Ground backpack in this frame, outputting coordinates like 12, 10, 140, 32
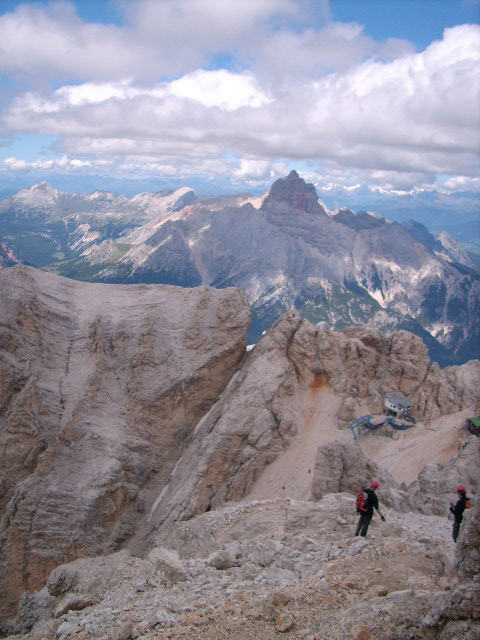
356, 490, 369, 513
465, 499, 471, 509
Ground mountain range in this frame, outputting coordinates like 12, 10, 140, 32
1, 171, 479, 366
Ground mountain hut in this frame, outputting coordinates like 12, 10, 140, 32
384, 391, 412, 418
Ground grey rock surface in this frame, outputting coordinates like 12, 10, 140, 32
148, 312, 480, 535
423, 485, 480, 639
0, 494, 470, 640
0, 266, 250, 622
1, 265, 479, 638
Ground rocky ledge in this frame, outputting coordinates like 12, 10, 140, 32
2, 490, 478, 640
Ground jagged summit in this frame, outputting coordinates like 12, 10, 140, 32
31, 181, 56, 191
261, 169, 326, 214
14, 181, 60, 204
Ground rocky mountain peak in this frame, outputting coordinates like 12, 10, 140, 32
28, 182, 59, 197
261, 169, 326, 214
14, 182, 60, 206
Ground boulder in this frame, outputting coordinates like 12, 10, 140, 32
54, 594, 97, 618
207, 549, 239, 570
311, 442, 398, 500
47, 550, 132, 599
148, 547, 187, 584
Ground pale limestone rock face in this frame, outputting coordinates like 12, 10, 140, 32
408, 435, 480, 515
312, 442, 397, 500
1, 270, 479, 632
147, 312, 303, 532
0, 266, 250, 622
148, 313, 480, 537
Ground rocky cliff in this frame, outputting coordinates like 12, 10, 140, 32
423, 492, 480, 639
0, 266, 479, 639
148, 312, 480, 534
0, 266, 250, 622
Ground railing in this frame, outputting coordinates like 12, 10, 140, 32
349, 414, 416, 439
348, 415, 372, 440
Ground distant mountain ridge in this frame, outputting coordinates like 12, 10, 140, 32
0, 172, 479, 366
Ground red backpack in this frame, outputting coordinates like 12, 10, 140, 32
356, 490, 369, 513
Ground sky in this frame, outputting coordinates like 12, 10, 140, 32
0, 0, 479, 202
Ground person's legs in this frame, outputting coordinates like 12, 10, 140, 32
355, 513, 366, 536
360, 513, 372, 537
452, 521, 461, 542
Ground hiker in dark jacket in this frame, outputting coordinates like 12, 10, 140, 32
355, 481, 385, 537
450, 485, 471, 542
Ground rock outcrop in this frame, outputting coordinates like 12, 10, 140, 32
423, 479, 480, 639
0, 266, 250, 622
408, 434, 480, 515
1, 266, 479, 636
261, 169, 327, 215
0, 495, 467, 639
148, 313, 480, 537
311, 442, 414, 512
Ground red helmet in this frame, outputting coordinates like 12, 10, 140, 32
370, 481, 379, 489
457, 485, 466, 493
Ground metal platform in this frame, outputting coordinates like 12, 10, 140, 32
348, 414, 415, 440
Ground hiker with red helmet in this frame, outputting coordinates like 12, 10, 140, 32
355, 481, 385, 538
450, 485, 471, 542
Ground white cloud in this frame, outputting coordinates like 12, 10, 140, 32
250, 21, 375, 86
55, 81, 139, 106
378, 37, 415, 60
0, 2, 134, 80
0, 0, 297, 81
31, 159, 55, 169
234, 159, 272, 179
169, 70, 270, 110
441, 176, 480, 192
6, 69, 269, 127
4, 157, 28, 170
0, 1, 479, 191
70, 158, 91, 168
3, 155, 101, 172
